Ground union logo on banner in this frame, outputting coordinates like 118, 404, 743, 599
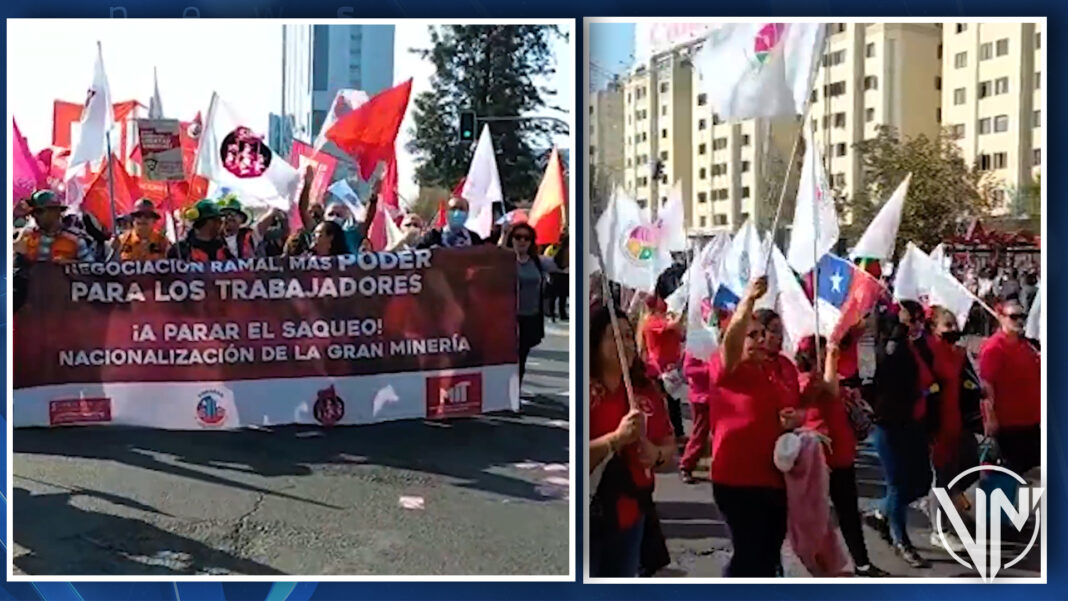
426, 373, 483, 420
195, 390, 227, 427
313, 385, 346, 426
221, 127, 272, 178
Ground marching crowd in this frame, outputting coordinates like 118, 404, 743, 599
12, 166, 570, 384
589, 254, 1041, 578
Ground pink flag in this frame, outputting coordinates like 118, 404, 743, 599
13, 119, 46, 205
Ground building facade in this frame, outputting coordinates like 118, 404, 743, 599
589, 78, 625, 217
940, 22, 1042, 213
282, 24, 395, 143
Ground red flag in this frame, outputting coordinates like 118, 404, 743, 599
325, 79, 412, 180
528, 148, 567, 245
379, 154, 399, 210
81, 156, 143, 231
434, 199, 447, 228
451, 177, 466, 198
828, 260, 886, 344
51, 99, 142, 149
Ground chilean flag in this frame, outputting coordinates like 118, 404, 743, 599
815, 253, 885, 343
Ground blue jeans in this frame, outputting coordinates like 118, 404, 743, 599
590, 515, 645, 577
872, 422, 932, 546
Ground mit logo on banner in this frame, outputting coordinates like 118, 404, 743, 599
426, 373, 483, 419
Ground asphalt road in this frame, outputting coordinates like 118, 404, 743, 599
12, 324, 571, 577
651, 396, 1042, 579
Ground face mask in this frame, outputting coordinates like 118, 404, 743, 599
447, 209, 468, 229
941, 331, 962, 344
885, 340, 898, 355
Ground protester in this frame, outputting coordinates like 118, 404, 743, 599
298, 168, 377, 254
678, 351, 712, 484
114, 198, 170, 261
257, 211, 290, 258
637, 291, 685, 443
545, 233, 570, 321
216, 193, 284, 259
589, 303, 677, 577
416, 196, 485, 249
979, 300, 1041, 476
507, 222, 549, 382
797, 336, 887, 577
282, 231, 309, 257
863, 300, 934, 568
708, 277, 801, 577
311, 220, 352, 257
13, 190, 93, 263
168, 199, 234, 262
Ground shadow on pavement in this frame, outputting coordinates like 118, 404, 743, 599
14, 402, 570, 506
13, 487, 283, 576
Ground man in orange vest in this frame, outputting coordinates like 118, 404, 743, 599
167, 199, 234, 262
115, 198, 171, 261
13, 190, 93, 263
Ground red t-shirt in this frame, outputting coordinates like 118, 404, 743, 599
910, 339, 938, 422
641, 314, 683, 377
590, 379, 674, 530
683, 352, 712, 405
708, 352, 800, 488
800, 373, 857, 469
979, 331, 1041, 428
838, 332, 860, 380
929, 337, 965, 467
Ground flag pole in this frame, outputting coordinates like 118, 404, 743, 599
811, 144, 822, 359
105, 131, 118, 234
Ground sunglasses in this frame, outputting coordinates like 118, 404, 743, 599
513, 235, 532, 242
1004, 312, 1028, 320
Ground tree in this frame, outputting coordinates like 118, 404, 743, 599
839, 126, 995, 255
407, 25, 568, 204
1007, 172, 1041, 219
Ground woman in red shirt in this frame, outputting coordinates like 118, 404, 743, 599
708, 277, 802, 577
589, 304, 677, 577
638, 294, 685, 441
797, 336, 887, 577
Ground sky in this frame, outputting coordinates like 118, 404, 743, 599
8, 20, 573, 205
588, 22, 634, 91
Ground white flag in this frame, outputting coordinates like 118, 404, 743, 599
769, 242, 817, 355
68, 42, 114, 176
384, 206, 407, 249
685, 234, 732, 358
595, 188, 672, 292
693, 23, 824, 121
894, 242, 975, 329
929, 242, 951, 273
461, 125, 503, 239
315, 89, 370, 149
196, 92, 302, 211
1026, 285, 1041, 341
787, 141, 839, 274
659, 180, 688, 252
148, 66, 164, 119
850, 173, 911, 262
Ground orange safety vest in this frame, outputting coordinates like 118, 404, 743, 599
22, 229, 85, 263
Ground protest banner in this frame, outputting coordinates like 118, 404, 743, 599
288, 140, 338, 205
136, 118, 185, 181
13, 247, 519, 429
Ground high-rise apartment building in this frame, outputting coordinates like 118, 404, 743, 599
589, 78, 625, 217
941, 22, 1042, 213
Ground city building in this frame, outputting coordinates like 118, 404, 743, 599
941, 22, 1042, 213
267, 113, 295, 158
589, 77, 624, 217
281, 24, 395, 144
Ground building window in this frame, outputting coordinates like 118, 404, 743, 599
810, 89, 818, 103
699, 143, 707, 155
661, 105, 668, 116
637, 199, 647, 208
822, 116, 829, 130
832, 173, 846, 187
714, 214, 728, 226
1035, 72, 1041, 89
866, 43, 875, 58
713, 113, 723, 125
741, 161, 751, 173
699, 168, 707, 179
741, 187, 750, 198
660, 82, 669, 93
662, 128, 668, 138
713, 137, 728, 151
627, 93, 632, 103
978, 81, 990, 98
834, 112, 846, 128
865, 108, 875, 122
1033, 110, 1041, 128
954, 88, 966, 105
978, 154, 991, 170
832, 23, 846, 34
719, 189, 730, 200
996, 38, 1009, 56
698, 192, 708, 203
993, 152, 1007, 169
1036, 32, 1041, 49
660, 150, 669, 160
979, 42, 992, 61
937, 44, 943, 59
742, 135, 751, 146
954, 52, 967, 68
699, 216, 708, 228
811, 118, 818, 132
1034, 148, 1041, 165
626, 158, 632, 167
951, 124, 965, 138
642, 132, 648, 142
822, 49, 846, 67
936, 108, 941, 122
978, 118, 991, 135
994, 115, 1008, 133
835, 143, 847, 157
714, 163, 728, 176
823, 81, 847, 97
697, 93, 708, 106
699, 119, 707, 130
863, 76, 878, 91
936, 76, 942, 90
590, 145, 596, 157
956, 23, 967, 33
995, 77, 1009, 95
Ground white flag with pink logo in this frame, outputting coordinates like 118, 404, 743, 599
594, 188, 673, 292
787, 140, 840, 275
195, 92, 301, 210
693, 22, 825, 121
